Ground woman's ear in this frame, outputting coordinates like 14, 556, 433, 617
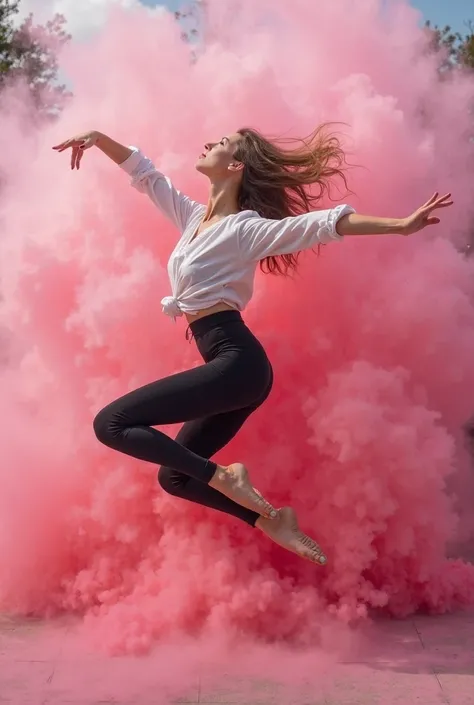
228, 161, 244, 173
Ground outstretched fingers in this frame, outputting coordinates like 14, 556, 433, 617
434, 192, 453, 206
429, 193, 453, 211
76, 148, 85, 170
420, 193, 453, 223
53, 137, 92, 169
52, 140, 70, 152
422, 192, 453, 211
422, 192, 439, 208
71, 146, 82, 170
71, 146, 85, 170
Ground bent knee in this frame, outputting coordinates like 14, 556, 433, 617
93, 406, 117, 446
158, 466, 186, 496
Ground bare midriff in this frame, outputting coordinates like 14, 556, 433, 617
184, 301, 237, 324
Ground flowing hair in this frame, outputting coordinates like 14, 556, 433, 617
234, 125, 350, 275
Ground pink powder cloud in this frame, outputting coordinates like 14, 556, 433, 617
1, 0, 474, 664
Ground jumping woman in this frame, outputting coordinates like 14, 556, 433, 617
53, 127, 453, 565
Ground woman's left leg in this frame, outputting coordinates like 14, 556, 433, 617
158, 405, 261, 526
159, 407, 329, 565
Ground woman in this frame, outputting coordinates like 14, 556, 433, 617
53, 127, 452, 565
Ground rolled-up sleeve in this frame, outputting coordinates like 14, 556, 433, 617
239, 205, 355, 261
120, 148, 204, 233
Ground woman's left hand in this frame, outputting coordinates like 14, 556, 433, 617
400, 192, 454, 236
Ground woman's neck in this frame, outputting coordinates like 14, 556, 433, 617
204, 181, 240, 221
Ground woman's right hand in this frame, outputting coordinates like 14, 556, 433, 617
53, 130, 100, 170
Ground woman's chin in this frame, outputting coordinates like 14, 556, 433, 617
195, 161, 209, 175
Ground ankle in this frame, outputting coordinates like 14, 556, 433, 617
208, 464, 227, 486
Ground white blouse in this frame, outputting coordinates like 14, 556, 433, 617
120, 148, 355, 320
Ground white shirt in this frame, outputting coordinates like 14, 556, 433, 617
120, 148, 355, 320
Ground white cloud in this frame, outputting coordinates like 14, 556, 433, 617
16, 0, 167, 42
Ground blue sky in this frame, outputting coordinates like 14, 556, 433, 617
146, 0, 181, 10
154, 0, 472, 34
410, 0, 472, 33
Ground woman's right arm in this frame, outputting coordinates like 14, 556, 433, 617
53, 131, 204, 233
95, 132, 134, 165
53, 130, 131, 169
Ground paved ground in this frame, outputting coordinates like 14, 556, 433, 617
1, 609, 473, 705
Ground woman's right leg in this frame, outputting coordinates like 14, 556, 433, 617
93, 364, 231, 481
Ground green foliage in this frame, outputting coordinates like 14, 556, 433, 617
425, 20, 474, 71
426, 20, 474, 256
0, 0, 71, 117
0, 0, 19, 76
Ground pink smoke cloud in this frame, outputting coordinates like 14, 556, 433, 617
1, 0, 474, 666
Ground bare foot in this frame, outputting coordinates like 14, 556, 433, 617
209, 462, 278, 519
256, 507, 327, 565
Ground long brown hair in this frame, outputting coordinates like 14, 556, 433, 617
234, 125, 349, 275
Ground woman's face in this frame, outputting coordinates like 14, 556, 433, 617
195, 133, 243, 180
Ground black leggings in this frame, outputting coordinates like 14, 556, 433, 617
93, 311, 273, 526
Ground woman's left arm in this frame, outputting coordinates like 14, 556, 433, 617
337, 192, 453, 237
